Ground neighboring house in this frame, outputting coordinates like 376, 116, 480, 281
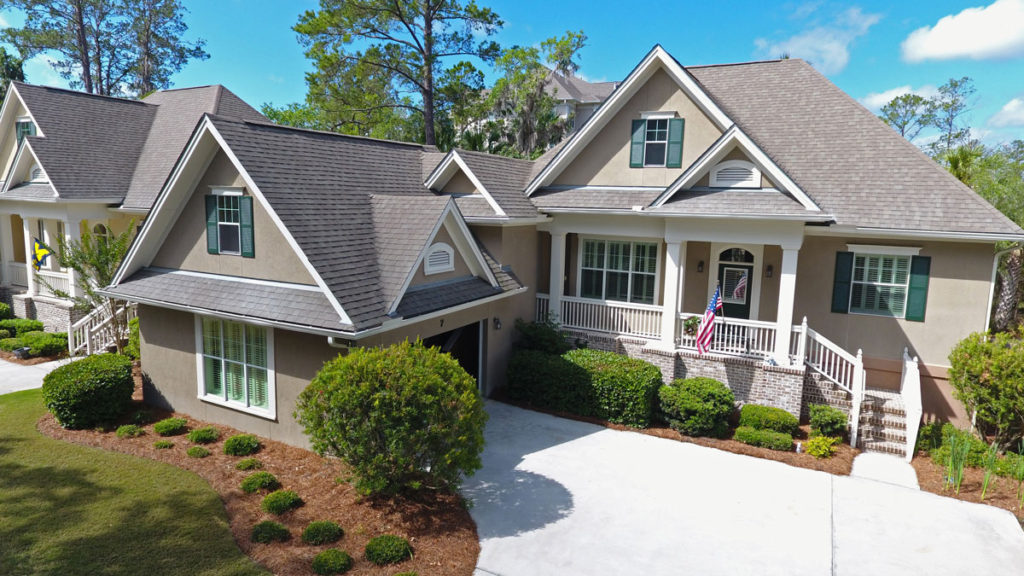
0, 82, 265, 344
545, 70, 618, 130
103, 46, 1021, 458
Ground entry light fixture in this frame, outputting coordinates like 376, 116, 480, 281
766, 265, 774, 278
493, 317, 502, 330
697, 260, 705, 273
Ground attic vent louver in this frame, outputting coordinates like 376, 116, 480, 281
710, 159, 760, 188
29, 164, 45, 182
424, 242, 455, 275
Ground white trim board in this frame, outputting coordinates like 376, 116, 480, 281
424, 150, 506, 217
193, 314, 277, 421
845, 244, 921, 256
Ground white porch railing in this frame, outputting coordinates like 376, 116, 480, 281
535, 294, 663, 339
535, 293, 550, 321
69, 303, 137, 357
6, 262, 27, 287
677, 313, 778, 359
901, 347, 922, 462
36, 269, 71, 298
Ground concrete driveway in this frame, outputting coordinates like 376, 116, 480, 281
0, 358, 69, 395
463, 402, 1024, 576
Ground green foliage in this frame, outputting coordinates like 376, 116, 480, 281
513, 317, 570, 355
20, 331, 68, 357
0, 318, 44, 336
187, 426, 221, 444
507, 348, 589, 407
261, 490, 303, 515
809, 404, 848, 438
223, 434, 261, 456
878, 93, 933, 141
187, 446, 211, 458
153, 440, 174, 449
981, 441, 1000, 500
0, 301, 12, 319
302, 521, 344, 545
0, 329, 9, 339
930, 424, 990, 468
948, 331, 1024, 446
235, 457, 263, 471
945, 429, 972, 494
738, 404, 799, 435
241, 471, 281, 494
0, 337, 22, 352
393, 572, 418, 576
312, 548, 353, 575
116, 424, 144, 439
806, 435, 841, 459
251, 520, 290, 544
296, 340, 487, 496
153, 417, 188, 437
364, 534, 412, 566
658, 377, 735, 438
733, 426, 794, 451
125, 317, 141, 360
132, 409, 154, 425
41, 354, 133, 429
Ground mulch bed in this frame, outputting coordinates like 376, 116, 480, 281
0, 350, 64, 365
913, 453, 1024, 522
37, 400, 479, 576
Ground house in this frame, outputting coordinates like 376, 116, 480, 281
103, 46, 1022, 456
545, 70, 618, 130
0, 82, 265, 343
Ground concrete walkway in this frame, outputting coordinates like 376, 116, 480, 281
851, 452, 920, 489
0, 357, 69, 395
463, 402, 1024, 576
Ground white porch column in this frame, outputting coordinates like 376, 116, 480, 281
548, 231, 566, 322
773, 247, 799, 365
64, 217, 81, 298
660, 240, 685, 347
0, 214, 12, 287
22, 216, 36, 297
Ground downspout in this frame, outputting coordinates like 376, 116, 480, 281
984, 245, 1018, 332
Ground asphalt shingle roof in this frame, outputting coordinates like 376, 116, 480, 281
452, 149, 539, 218
652, 189, 817, 218
395, 277, 501, 318
531, 187, 663, 210
371, 193, 450, 311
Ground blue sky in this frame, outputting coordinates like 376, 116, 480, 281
3, 0, 1023, 145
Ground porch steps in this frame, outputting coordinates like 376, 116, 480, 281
857, 387, 908, 457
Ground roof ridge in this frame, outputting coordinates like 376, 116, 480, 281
14, 81, 153, 106
685, 59, 795, 70
209, 114, 431, 149
455, 148, 535, 165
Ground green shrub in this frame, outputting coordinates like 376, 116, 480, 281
41, 353, 133, 429
393, 572, 418, 576
302, 520, 344, 545
153, 440, 174, 449
0, 337, 23, 352
365, 534, 412, 566
241, 471, 280, 494
809, 404, 848, 438
312, 549, 353, 575
235, 457, 263, 470
0, 302, 12, 320
513, 317, 570, 355
115, 424, 144, 438
930, 424, 989, 468
296, 340, 487, 496
0, 318, 44, 336
917, 421, 944, 453
251, 520, 290, 543
949, 331, 1024, 446
153, 417, 188, 436
261, 490, 303, 515
738, 404, 799, 435
131, 409, 154, 425
186, 446, 211, 458
658, 377, 735, 438
734, 426, 794, 451
224, 434, 261, 456
0, 329, 9, 339
187, 426, 221, 444
506, 349, 590, 411
806, 435, 841, 459
125, 317, 140, 360
20, 331, 68, 357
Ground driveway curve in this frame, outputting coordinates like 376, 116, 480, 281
462, 401, 1024, 576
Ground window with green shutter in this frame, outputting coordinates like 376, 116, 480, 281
832, 249, 929, 320
629, 116, 684, 168
205, 190, 255, 258
15, 118, 35, 146
200, 317, 273, 415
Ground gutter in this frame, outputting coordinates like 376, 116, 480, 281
985, 245, 1019, 332
537, 207, 835, 222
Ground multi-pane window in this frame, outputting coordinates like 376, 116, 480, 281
201, 318, 271, 412
850, 253, 910, 317
644, 118, 668, 167
580, 239, 658, 305
15, 119, 35, 146
217, 195, 241, 254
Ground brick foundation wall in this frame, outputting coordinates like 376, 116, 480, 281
801, 370, 853, 420
10, 294, 83, 333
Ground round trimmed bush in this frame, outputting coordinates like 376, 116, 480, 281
224, 434, 261, 456
20, 331, 68, 357
809, 404, 848, 438
241, 471, 280, 494
365, 534, 412, 565
738, 404, 799, 435
806, 435, 841, 459
251, 520, 290, 543
235, 457, 263, 470
0, 301, 12, 320
153, 417, 188, 436
154, 440, 174, 449
733, 425, 794, 451
296, 340, 487, 496
261, 490, 303, 515
187, 426, 221, 444
41, 353, 133, 429
115, 424, 144, 438
312, 549, 352, 575
187, 446, 211, 458
658, 377, 735, 438
302, 520, 344, 545
0, 329, 9, 339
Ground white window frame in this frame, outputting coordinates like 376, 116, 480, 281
640, 115, 670, 168
15, 116, 34, 146
424, 242, 455, 275
576, 236, 661, 305
847, 251, 914, 319
194, 315, 276, 419
710, 159, 761, 188
211, 187, 244, 256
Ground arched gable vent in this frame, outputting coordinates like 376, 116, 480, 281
424, 242, 455, 275
29, 163, 46, 182
710, 160, 760, 188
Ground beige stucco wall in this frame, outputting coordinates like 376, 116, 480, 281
441, 170, 477, 195
552, 67, 723, 188
682, 241, 710, 313
408, 224, 472, 288
149, 150, 316, 285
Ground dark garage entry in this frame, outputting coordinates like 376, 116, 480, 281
422, 320, 483, 388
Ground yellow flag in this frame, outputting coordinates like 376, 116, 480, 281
32, 238, 51, 271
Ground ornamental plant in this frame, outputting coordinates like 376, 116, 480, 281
312, 549, 353, 575
805, 435, 840, 459
224, 434, 261, 456
738, 404, 799, 435
659, 377, 735, 438
153, 417, 188, 436
809, 404, 848, 438
41, 353, 133, 428
949, 331, 1024, 447
261, 490, 303, 515
302, 521, 344, 545
364, 534, 412, 565
241, 471, 280, 494
251, 520, 290, 543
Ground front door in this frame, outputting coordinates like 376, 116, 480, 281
718, 263, 753, 319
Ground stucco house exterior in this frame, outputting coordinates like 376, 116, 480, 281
102, 46, 1022, 457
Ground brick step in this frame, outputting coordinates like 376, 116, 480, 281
859, 413, 907, 430
807, 389, 853, 403
859, 437, 907, 456
860, 396, 906, 417
804, 393, 852, 408
859, 426, 906, 443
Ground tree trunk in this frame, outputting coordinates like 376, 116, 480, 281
993, 250, 1022, 332
421, 0, 435, 146
72, 0, 93, 93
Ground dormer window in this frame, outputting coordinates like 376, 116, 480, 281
710, 160, 761, 188
630, 113, 684, 169
424, 242, 454, 275
15, 118, 35, 146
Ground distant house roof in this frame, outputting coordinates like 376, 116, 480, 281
545, 70, 618, 104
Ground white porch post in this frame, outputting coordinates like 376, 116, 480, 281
22, 216, 36, 296
0, 214, 12, 287
660, 240, 685, 347
773, 247, 799, 365
64, 217, 81, 298
548, 231, 567, 322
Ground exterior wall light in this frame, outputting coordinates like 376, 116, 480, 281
493, 317, 502, 330
766, 265, 774, 278
697, 260, 705, 273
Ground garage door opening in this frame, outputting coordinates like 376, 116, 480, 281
422, 320, 483, 391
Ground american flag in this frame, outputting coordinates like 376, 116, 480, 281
696, 286, 723, 354
732, 271, 748, 300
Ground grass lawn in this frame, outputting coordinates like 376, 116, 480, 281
0, 389, 269, 576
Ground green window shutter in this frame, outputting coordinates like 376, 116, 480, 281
629, 119, 645, 168
831, 251, 854, 313
205, 195, 219, 254
905, 256, 930, 322
239, 196, 255, 258
666, 118, 685, 168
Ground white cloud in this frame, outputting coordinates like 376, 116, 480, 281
23, 55, 67, 88
754, 7, 881, 75
989, 97, 1024, 127
859, 84, 939, 110
902, 0, 1024, 62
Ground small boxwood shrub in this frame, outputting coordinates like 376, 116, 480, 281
365, 534, 412, 566
261, 490, 303, 515
154, 440, 174, 449
809, 404, 848, 438
302, 520, 344, 545
20, 331, 68, 357
506, 349, 589, 410
806, 435, 841, 459
929, 423, 989, 468
125, 317, 141, 360
393, 572, 418, 576
0, 329, 9, 339
0, 337, 23, 352
187, 446, 211, 458
0, 318, 44, 336
659, 377, 735, 438
153, 417, 188, 436
131, 409, 154, 425
235, 457, 263, 470
513, 317, 570, 355
739, 404, 799, 435
41, 353, 134, 429
251, 520, 290, 543
312, 549, 353, 575
0, 302, 12, 320
187, 426, 221, 444
115, 424, 144, 438
241, 471, 280, 494
734, 426, 794, 451
224, 434, 261, 456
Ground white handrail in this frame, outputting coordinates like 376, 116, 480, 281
69, 303, 137, 357
558, 295, 663, 339
901, 347, 922, 462
802, 326, 858, 394
677, 312, 779, 359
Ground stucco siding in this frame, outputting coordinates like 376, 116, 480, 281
408, 224, 473, 287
